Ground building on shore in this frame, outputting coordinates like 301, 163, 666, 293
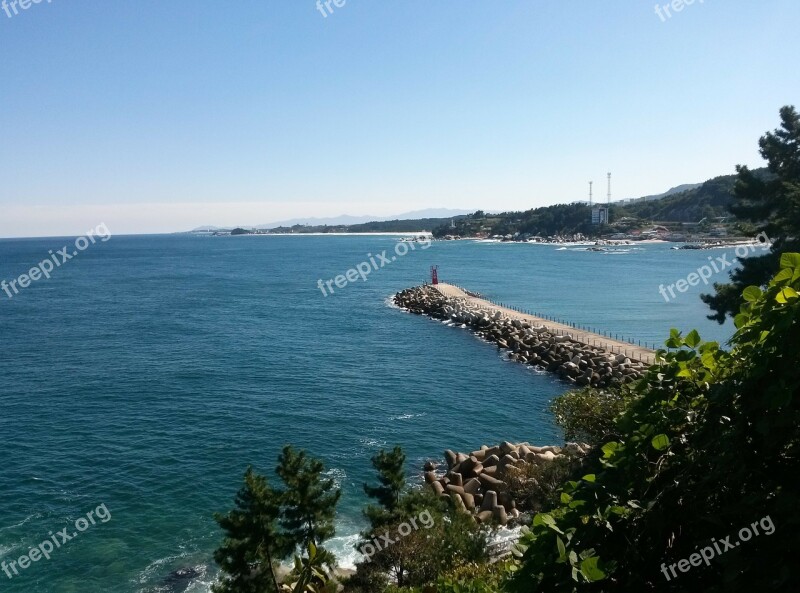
592, 206, 609, 225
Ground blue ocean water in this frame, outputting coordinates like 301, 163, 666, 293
0, 234, 739, 592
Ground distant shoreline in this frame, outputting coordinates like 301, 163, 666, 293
192, 231, 434, 237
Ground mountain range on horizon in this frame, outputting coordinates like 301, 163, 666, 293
190, 208, 473, 232
187, 176, 731, 233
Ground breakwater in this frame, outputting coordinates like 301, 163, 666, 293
423, 441, 588, 526
394, 284, 653, 388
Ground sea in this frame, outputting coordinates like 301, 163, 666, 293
0, 234, 742, 592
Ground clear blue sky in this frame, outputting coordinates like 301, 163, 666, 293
1, 0, 798, 236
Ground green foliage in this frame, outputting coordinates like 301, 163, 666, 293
213, 467, 282, 593
549, 387, 635, 444
505, 455, 582, 513
391, 561, 513, 593
621, 174, 743, 223
433, 203, 596, 238
352, 458, 492, 592
277, 445, 342, 560
364, 446, 407, 529
370, 505, 490, 588
703, 105, 800, 322
342, 562, 389, 593
509, 255, 800, 592
281, 543, 337, 593
215, 449, 341, 593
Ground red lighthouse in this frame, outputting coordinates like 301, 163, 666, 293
430, 265, 439, 285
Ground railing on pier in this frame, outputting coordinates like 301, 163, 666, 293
444, 283, 660, 366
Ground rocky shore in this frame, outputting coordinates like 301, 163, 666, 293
394, 285, 648, 388
423, 441, 589, 526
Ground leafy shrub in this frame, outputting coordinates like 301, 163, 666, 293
343, 561, 388, 593
367, 503, 491, 588
549, 387, 634, 444
505, 456, 582, 513
509, 254, 800, 592
348, 462, 492, 593
433, 561, 512, 593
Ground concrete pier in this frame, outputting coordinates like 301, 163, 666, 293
434, 283, 657, 365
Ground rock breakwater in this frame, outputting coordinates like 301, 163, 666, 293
394, 285, 648, 388
423, 441, 590, 526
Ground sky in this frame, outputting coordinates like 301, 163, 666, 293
1, 0, 798, 237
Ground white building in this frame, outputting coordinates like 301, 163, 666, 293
592, 206, 609, 225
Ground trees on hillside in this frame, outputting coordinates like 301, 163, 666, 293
362, 446, 406, 529
510, 254, 800, 592
213, 467, 283, 593
213, 447, 340, 593
276, 445, 341, 562
345, 446, 491, 592
703, 105, 800, 322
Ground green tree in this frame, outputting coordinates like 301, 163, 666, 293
549, 386, 634, 444
349, 447, 492, 591
703, 105, 800, 322
213, 467, 282, 593
276, 445, 341, 560
510, 254, 800, 592
363, 446, 406, 529
282, 543, 337, 593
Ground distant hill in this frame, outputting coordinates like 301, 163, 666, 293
635, 182, 704, 202
432, 168, 771, 238
256, 208, 471, 229
617, 169, 770, 222
265, 215, 463, 234
190, 225, 226, 232
189, 170, 771, 238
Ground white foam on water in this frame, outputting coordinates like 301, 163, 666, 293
182, 565, 216, 593
359, 437, 387, 449
135, 553, 212, 592
388, 412, 427, 421
326, 531, 365, 570
384, 295, 403, 310
0, 513, 38, 533
323, 467, 347, 489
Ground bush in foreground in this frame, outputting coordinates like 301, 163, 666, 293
509, 254, 800, 592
